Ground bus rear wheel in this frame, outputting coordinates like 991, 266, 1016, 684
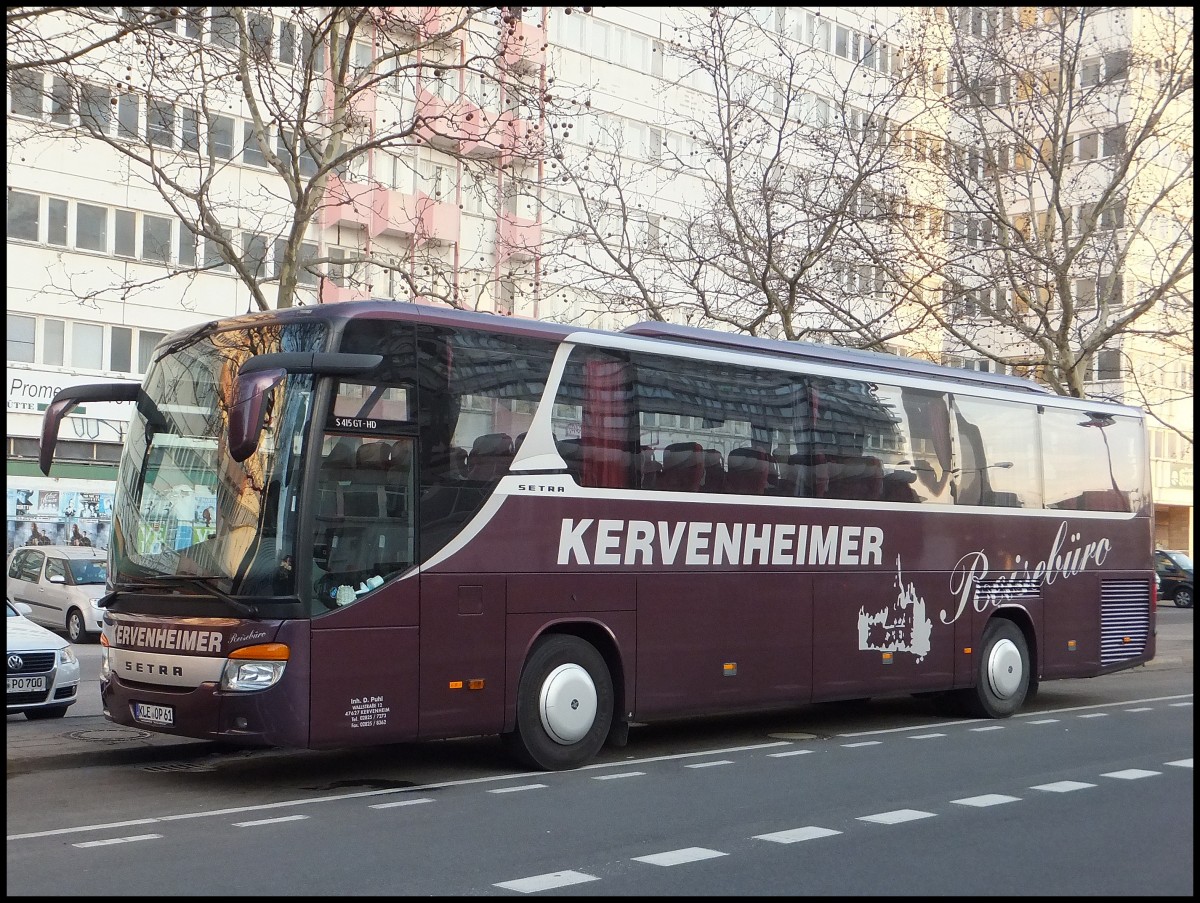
962, 618, 1030, 719
505, 635, 614, 771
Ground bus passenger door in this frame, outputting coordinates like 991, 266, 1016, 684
307, 430, 422, 747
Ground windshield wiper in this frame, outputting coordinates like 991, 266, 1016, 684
114, 575, 259, 618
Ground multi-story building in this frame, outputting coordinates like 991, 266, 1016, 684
6, 7, 1191, 556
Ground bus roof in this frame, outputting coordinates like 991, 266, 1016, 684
621, 321, 1053, 396
165, 302, 1143, 411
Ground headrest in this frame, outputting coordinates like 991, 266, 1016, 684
325, 442, 356, 468
356, 442, 393, 470
663, 441, 702, 469
472, 432, 515, 458
728, 447, 768, 471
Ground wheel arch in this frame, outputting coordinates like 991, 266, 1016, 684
989, 605, 1040, 684
505, 618, 627, 734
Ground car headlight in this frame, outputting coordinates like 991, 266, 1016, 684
218, 643, 289, 692
58, 646, 78, 666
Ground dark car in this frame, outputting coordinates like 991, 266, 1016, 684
1155, 549, 1193, 608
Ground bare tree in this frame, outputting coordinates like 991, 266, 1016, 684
6, 6, 555, 312
909, 6, 1193, 407
539, 6, 934, 349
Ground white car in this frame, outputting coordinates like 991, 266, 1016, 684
6, 600, 79, 719
6, 545, 108, 643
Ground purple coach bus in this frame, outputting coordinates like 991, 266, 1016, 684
38, 301, 1156, 770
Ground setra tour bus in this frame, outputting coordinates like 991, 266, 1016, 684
38, 301, 1156, 770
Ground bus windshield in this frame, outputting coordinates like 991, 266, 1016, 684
110, 320, 325, 599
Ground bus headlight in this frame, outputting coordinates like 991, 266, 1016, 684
100, 634, 111, 680
219, 643, 289, 692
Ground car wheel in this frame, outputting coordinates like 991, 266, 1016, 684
66, 608, 88, 643
503, 635, 614, 771
1171, 586, 1192, 608
960, 618, 1030, 719
26, 705, 70, 720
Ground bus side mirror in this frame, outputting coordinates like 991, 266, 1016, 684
40, 382, 140, 475
228, 348, 384, 458
228, 368, 286, 463
227, 352, 383, 463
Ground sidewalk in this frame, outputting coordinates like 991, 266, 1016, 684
6, 714, 215, 777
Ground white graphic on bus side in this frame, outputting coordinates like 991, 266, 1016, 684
857, 556, 933, 662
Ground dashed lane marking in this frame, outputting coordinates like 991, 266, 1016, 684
633, 847, 728, 866
754, 826, 842, 844
857, 809, 936, 825
951, 794, 1021, 807
494, 870, 599, 893
1030, 781, 1095, 793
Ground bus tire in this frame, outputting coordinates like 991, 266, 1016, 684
963, 618, 1030, 719
505, 635, 614, 771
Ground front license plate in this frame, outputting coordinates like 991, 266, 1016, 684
7, 676, 47, 693
133, 702, 174, 726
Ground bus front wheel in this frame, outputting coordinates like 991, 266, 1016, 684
505, 635, 614, 771
963, 618, 1030, 719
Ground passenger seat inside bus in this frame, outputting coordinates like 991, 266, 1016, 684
726, 447, 770, 495
557, 438, 584, 483
777, 454, 814, 498
658, 442, 704, 491
702, 449, 726, 492
467, 432, 515, 481
639, 446, 662, 490
815, 453, 884, 501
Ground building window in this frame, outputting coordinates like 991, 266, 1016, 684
110, 326, 133, 373
44, 318, 65, 366
241, 232, 270, 279
147, 100, 176, 148
209, 115, 234, 159
210, 7, 239, 48
50, 76, 73, 125
76, 203, 108, 252
1095, 349, 1122, 381
276, 238, 319, 287
117, 93, 140, 139
181, 107, 201, 153
79, 83, 112, 133
138, 331, 168, 372
178, 221, 198, 267
242, 122, 268, 167
114, 209, 137, 257
72, 322, 104, 371
248, 11, 273, 56
10, 71, 43, 118
7, 314, 35, 362
203, 228, 232, 272
47, 198, 68, 246
7, 190, 40, 241
142, 214, 173, 262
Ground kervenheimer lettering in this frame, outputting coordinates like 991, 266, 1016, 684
114, 624, 223, 653
557, 518, 884, 567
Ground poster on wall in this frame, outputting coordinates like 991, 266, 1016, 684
6, 486, 116, 554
